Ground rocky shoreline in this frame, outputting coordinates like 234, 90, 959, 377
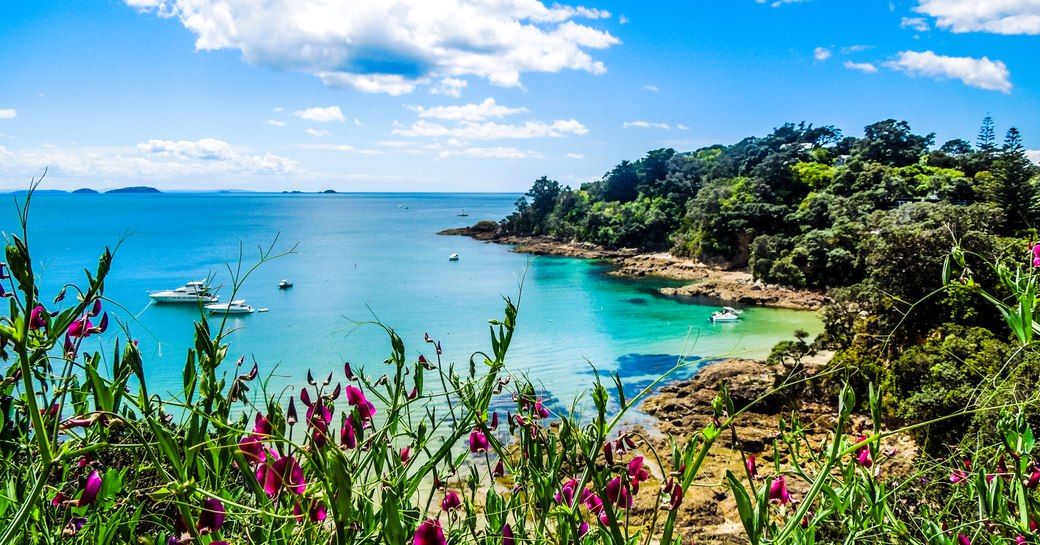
635, 354, 917, 543
438, 227, 828, 310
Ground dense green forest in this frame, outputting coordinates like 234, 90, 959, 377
500, 117, 1040, 452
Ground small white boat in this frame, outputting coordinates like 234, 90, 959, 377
205, 300, 255, 314
150, 281, 218, 304
711, 310, 741, 323
278, 279, 293, 289
722, 306, 743, 315
448, 253, 459, 261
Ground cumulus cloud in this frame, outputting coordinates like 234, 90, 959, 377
901, 16, 931, 31
306, 128, 331, 137
622, 121, 670, 129
814, 47, 832, 61
885, 50, 1012, 92
844, 60, 878, 73
1027, 150, 1040, 165
915, 0, 1040, 34
299, 143, 383, 155
294, 106, 345, 122
125, 0, 620, 94
138, 138, 235, 160
393, 119, 588, 139
0, 109, 16, 119
437, 146, 543, 159
267, 119, 287, 127
408, 98, 528, 122
430, 77, 468, 97
0, 139, 298, 183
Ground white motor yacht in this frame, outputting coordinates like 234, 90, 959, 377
205, 300, 255, 314
711, 310, 741, 322
150, 281, 218, 304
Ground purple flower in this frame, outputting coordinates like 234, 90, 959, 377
746, 455, 757, 479
957, 534, 971, 545
534, 401, 550, 419
1025, 465, 1040, 489
197, 497, 225, 533
28, 305, 47, 331
854, 436, 873, 468
62, 517, 88, 537
344, 361, 356, 381
578, 521, 589, 538
264, 454, 306, 495
489, 411, 499, 431
293, 499, 328, 523
628, 456, 650, 493
67, 317, 94, 338
583, 490, 603, 514
605, 477, 632, 509
503, 523, 514, 545
401, 447, 412, 464
769, 476, 791, 505
441, 490, 462, 512
238, 434, 266, 464
492, 459, 505, 478
469, 429, 489, 453
663, 478, 683, 510
340, 418, 357, 449
413, 519, 446, 545
78, 471, 102, 507
345, 385, 376, 421
253, 413, 272, 435
555, 479, 578, 506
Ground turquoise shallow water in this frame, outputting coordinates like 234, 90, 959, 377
1, 193, 821, 408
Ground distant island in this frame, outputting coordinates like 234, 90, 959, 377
106, 186, 161, 194
72, 188, 99, 194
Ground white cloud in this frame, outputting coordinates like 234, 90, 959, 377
840, 44, 872, 54
814, 47, 832, 61
676, 124, 689, 130
618, 15, 629, 24
408, 98, 528, 122
299, 143, 383, 155
565, 152, 585, 159
393, 119, 588, 139
437, 147, 543, 159
0, 139, 298, 183
306, 128, 331, 137
844, 60, 878, 73
293, 106, 345, 122
266, 119, 287, 127
126, 0, 620, 95
1027, 150, 1040, 165
138, 138, 235, 160
430, 77, 468, 97
622, 121, 670, 129
642, 85, 659, 92
0, 109, 16, 119
757, 0, 810, 6
915, 0, 1040, 35
885, 50, 1012, 92
900, 16, 931, 31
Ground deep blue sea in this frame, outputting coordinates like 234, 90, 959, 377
1, 192, 820, 409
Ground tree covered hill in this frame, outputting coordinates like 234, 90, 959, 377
501, 118, 1039, 290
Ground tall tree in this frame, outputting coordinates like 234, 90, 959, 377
977, 115, 996, 153
992, 127, 1038, 228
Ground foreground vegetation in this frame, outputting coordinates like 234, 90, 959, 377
2, 113, 1040, 545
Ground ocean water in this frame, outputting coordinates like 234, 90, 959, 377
1, 193, 821, 409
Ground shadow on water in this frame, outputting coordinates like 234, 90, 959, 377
577, 353, 715, 404
624, 297, 648, 305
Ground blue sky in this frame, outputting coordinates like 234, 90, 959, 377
1, 0, 1038, 192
